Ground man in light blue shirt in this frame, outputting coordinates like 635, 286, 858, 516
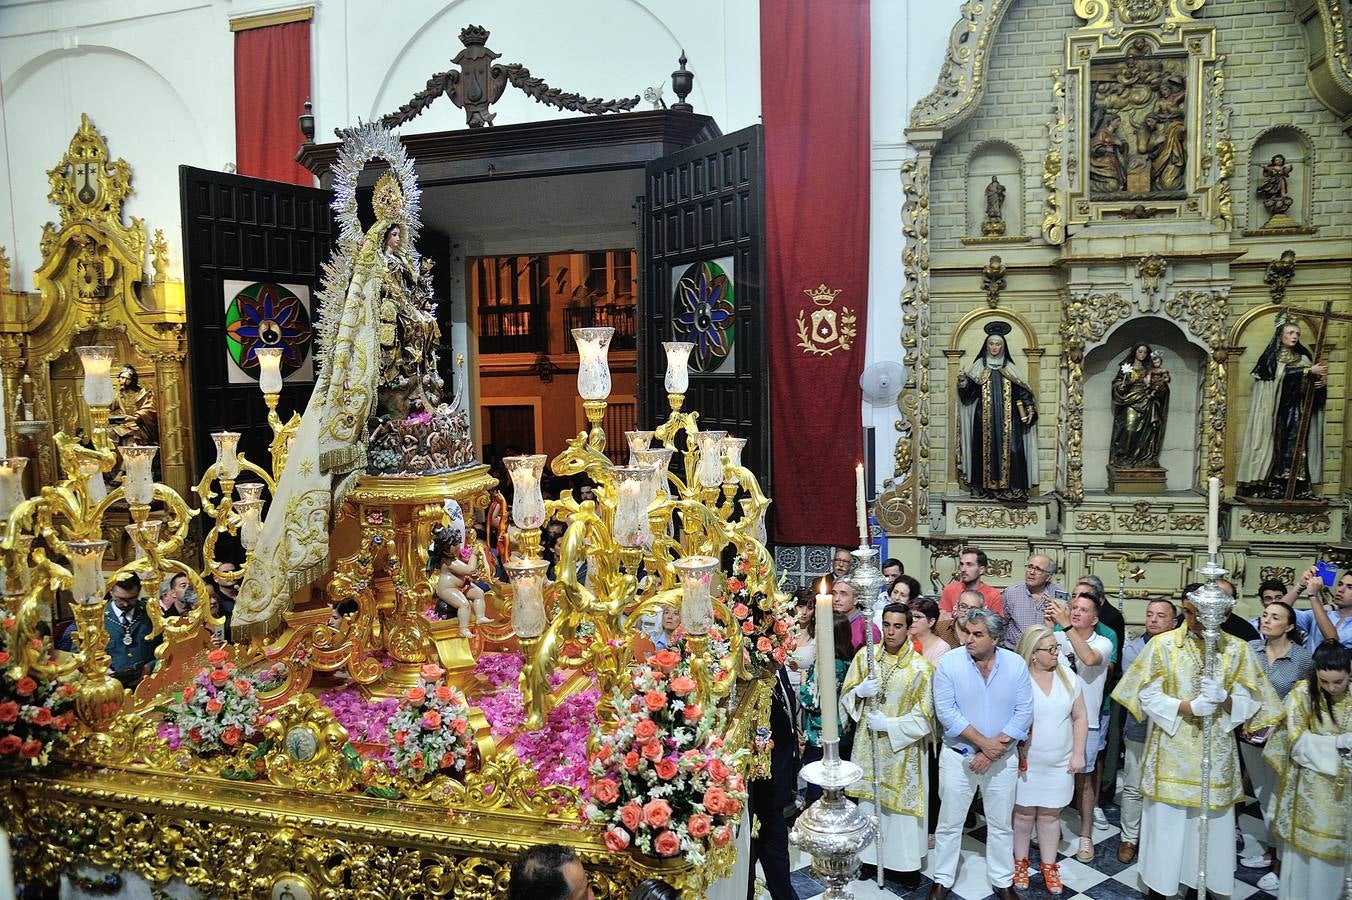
929, 608, 1032, 900
1281, 566, 1352, 650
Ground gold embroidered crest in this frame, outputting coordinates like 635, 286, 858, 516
796, 283, 857, 356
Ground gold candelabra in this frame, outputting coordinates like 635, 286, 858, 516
507, 332, 778, 730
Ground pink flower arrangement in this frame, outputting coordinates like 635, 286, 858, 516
723, 555, 796, 675
156, 648, 263, 754
585, 645, 747, 865
0, 616, 76, 767
319, 687, 398, 744
474, 653, 596, 789
386, 663, 474, 781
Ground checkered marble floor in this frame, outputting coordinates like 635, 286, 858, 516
762, 800, 1281, 900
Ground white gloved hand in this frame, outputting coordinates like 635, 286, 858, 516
1200, 676, 1227, 704
1335, 733, 1352, 751
852, 677, 879, 699
1190, 695, 1219, 718
866, 710, 890, 733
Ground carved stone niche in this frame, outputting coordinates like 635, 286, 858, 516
1244, 127, 1315, 234
964, 142, 1024, 242
1083, 316, 1208, 494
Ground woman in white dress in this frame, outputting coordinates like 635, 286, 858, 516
1012, 625, 1088, 895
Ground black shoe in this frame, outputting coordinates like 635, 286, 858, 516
857, 863, 877, 882
888, 869, 922, 889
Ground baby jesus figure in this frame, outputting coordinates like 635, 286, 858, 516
428, 524, 489, 637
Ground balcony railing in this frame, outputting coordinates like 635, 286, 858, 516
477, 307, 546, 355
563, 304, 637, 352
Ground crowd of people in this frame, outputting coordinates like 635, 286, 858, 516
748, 546, 1352, 900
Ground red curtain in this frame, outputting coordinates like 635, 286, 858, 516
234, 20, 312, 185
761, 0, 871, 546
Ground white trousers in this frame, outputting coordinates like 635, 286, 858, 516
1239, 740, 1278, 848
1119, 737, 1144, 843
1278, 845, 1344, 900
1139, 799, 1236, 897
932, 745, 1016, 889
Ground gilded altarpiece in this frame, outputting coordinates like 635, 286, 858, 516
0, 116, 191, 513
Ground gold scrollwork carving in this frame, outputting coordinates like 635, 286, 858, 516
1117, 501, 1167, 533
1239, 511, 1332, 536
1042, 70, 1067, 245
1169, 513, 1205, 531
1059, 292, 1131, 502
986, 559, 1013, 578
953, 506, 1039, 529
1075, 512, 1112, 532
1136, 254, 1168, 300
1259, 565, 1296, 586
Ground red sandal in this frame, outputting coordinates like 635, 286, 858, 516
1013, 858, 1030, 890
1041, 861, 1064, 895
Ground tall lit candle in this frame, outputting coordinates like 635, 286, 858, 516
855, 462, 868, 548
1207, 475, 1220, 560
815, 578, 839, 745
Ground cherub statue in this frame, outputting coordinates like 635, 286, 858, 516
428, 507, 488, 636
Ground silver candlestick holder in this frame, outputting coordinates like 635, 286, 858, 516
791, 739, 877, 898
1190, 555, 1233, 900
848, 545, 887, 887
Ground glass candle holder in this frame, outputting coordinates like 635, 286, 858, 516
78, 457, 107, 505
255, 347, 284, 396
0, 457, 27, 520
77, 346, 116, 408
125, 521, 162, 562
67, 540, 109, 606
572, 327, 614, 400
674, 555, 719, 636
504, 454, 547, 530
212, 431, 241, 481
740, 499, 768, 545
719, 435, 746, 470
236, 482, 265, 503
121, 445, 158, 506
624, 430, 655, 462
695, 430, 728, 488
633, 449, 673, 501
505, 557, 550, 639
663, 341, 693, 394
236, 499, 265, 551
1, 535, 33, 597
613, 465, 656, 549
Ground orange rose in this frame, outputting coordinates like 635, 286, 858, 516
682, 703, 703, 723
434, 685, 454, 703
641, 740, 664, 761
757, 636, 772, 652
394, 730, 408, 746
722, 796, 742, 816
622, 751, 640, 772
634, 719, 659, 741
182, 684, 197, 703
221, 726, 241, 747
591, 778, 620, 805
619, 801, 643, 831
0, 651, 10, 665
450, 718, 467, 735
669, 676, 696, 697
604, 828, 631, 852
687, 813, 713, 839
732, 602, 749, 619
19, 740, 42, 759
773, 619, 789, 635
421, 663, 445, 680
644, 690, 667, 712
728, 774, 746, 793
703, 787, 728, 815
707, 758, 730, 782
0, 701, 18, 724
411, 753, 425, 769
205, 698, 223, 714
206, 648, 229, 665
773, 647, 788, 664
234, 678, 251, 693
32, 706, 52, 727
728, 578, 745, 593
642, 797, 673, 828
0, 735, 18, 755
650, 649, 681, 673
741, 620, 755, 635
420, 710, 442, 730
653, 829, 681, 857
711, 825, 732, 847
14, 677, 36, 697
209, 669, 229, 686
405, 687, 426, 704
655, 759, 678, 781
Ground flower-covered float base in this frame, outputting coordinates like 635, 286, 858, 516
0, 656, 773, 900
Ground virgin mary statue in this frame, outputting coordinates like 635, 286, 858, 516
956, 322, 1040, 499
231, 171, 422, 638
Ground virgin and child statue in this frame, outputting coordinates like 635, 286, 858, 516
956, 322, 1039, 500
232, 169, 446, 638
1238, 321, 1327, 499
1109, 343, 1170, 470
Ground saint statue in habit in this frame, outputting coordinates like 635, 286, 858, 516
1238, 321, 1327, 499
956, 322, 1039, 500
1109, 343, 1170, 469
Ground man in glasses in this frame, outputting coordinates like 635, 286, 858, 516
935, 589, 984, 651
828, 548, 854, 585
1115, 599, 1177, 863
1002, 554, 1062, 649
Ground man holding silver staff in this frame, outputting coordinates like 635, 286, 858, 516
1112, 591, 1282, 899
840, 602, 934, 889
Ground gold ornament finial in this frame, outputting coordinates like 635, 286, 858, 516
372, 171, 405, 222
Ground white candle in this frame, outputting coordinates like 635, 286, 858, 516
855, 462, 868, 548
815, 581, 839, 745
1207, 476, 1220, 559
